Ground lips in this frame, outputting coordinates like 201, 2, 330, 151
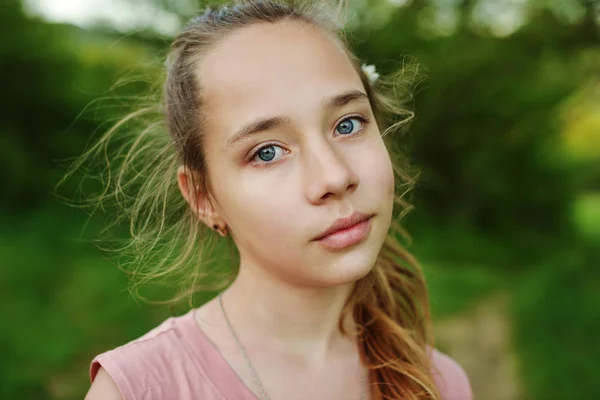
313, 211, 373, 241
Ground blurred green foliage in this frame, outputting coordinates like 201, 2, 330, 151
354, 1, 598, 236
1, 0, 599, 399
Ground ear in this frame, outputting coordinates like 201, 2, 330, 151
176, 165, 219, 226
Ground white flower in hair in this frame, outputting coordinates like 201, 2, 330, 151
361, 63, 380, 83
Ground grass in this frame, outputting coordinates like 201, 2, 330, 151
423, 261, 505, 319
411, 191, 600, 400
511, 192, 600, 400
512, 244, 600, 400
0, 208, 178, 399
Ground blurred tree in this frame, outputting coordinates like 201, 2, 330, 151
0, 1, 94, 211
0, 0, 163, 212
351, 1, 599, 238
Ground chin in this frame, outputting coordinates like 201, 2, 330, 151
316, 254, 378, 287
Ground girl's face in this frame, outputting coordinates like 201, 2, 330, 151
194, 20, 395, 286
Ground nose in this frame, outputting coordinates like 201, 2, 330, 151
304, 137, 359, 204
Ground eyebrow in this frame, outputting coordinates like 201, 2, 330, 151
225, 89, 369, 149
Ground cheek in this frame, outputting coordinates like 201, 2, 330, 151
223, 171, 299, 242
226, 178, 305, 275
359, 138, 395, 199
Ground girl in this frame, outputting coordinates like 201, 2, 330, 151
81, 0, 472, 399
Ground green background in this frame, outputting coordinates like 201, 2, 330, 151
1, 0, 599, 399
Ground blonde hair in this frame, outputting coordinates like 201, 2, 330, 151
61, 1, 438, 398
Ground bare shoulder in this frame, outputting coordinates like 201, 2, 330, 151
85, 366, 124, 400
430, 348, 473, 400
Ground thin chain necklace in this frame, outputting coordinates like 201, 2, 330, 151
218, 293, 368, 400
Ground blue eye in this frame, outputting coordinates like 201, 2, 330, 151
251, 143, 285, 165
256, 145, 279, 162
336, 116, 367, 135
249, 115, 369, 167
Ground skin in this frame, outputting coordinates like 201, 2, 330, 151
86, 19, 395, 400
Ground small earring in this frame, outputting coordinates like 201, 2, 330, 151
212, 223, 228, 237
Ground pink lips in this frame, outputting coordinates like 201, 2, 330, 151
313, 211, 373, 251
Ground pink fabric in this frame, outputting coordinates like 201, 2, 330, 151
90, 309, 472, 400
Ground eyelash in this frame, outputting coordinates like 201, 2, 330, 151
248, 114, 370, 167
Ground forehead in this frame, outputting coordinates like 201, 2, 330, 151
196, 20, 364, 143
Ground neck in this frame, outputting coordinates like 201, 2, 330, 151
221, 263, 359, 363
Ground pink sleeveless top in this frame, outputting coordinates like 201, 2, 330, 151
90, 309, 472, 399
